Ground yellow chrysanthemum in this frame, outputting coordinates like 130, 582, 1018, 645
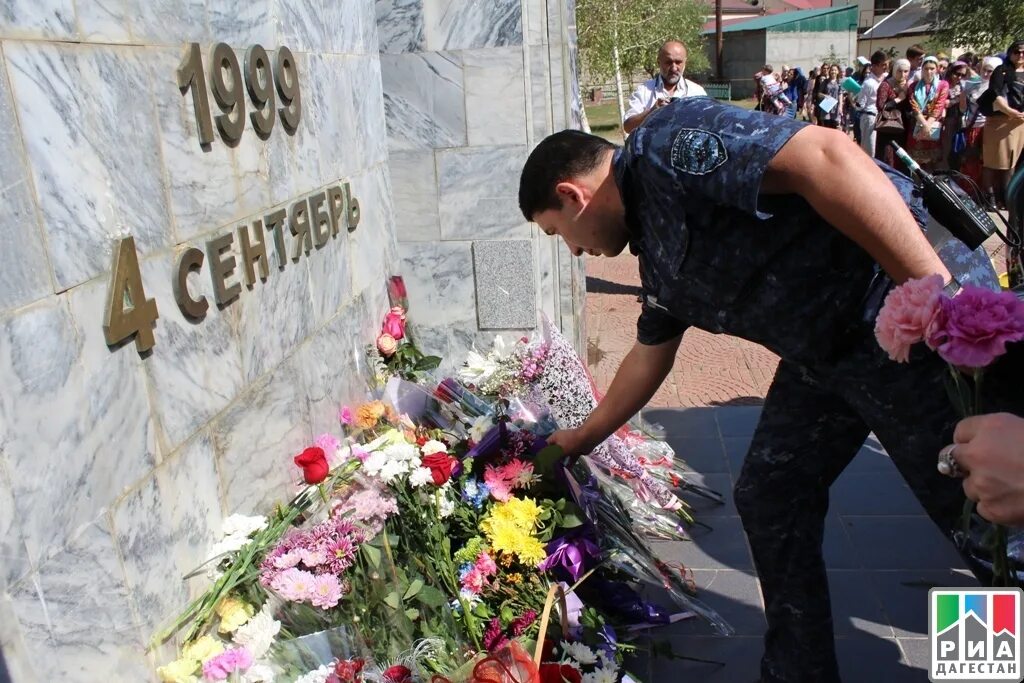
156, 658, 199, 683
215, 596, 254, 634
481, 498, 547, 566
181, 635, 224, 663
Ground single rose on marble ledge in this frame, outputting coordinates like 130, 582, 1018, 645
377, 333, 398, 357
294, 446, 330, 485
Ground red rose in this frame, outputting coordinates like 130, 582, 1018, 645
333, 658, 364, 682
539, 663, 582, 683
294, 446, 330, 484
382, 665, 412, 683
422, 453, 456, 486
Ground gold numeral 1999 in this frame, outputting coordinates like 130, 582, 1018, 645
177, 42, 300, 147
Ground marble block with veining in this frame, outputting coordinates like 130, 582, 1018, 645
463, 47, 527, 147
8, 521, 151, 681
473, 240, 537, 329
0, 284, 157, 571
0, 0, 76, 39
0, 50, 51, 313
376, 0, 426, 53
436, 146, 531, 240
389, 150, 440, 241
4, 42, 174, 291
113, 433, 224, 636
424, 0, 523, 50
381, 51, 466, 151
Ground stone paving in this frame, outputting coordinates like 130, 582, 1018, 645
583, 253, 981, 681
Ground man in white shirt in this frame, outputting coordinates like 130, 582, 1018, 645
623, 40, 707, 133
855, 50, 889, 156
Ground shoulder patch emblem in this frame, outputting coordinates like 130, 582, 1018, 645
670, 128, 727, 175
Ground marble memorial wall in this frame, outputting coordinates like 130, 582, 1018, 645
0, 0, 584, 680
376, 0, 587, 367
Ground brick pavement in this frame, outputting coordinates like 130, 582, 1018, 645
585, 252, 778, 407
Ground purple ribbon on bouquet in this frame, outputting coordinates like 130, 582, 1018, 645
538, 531, 601, 582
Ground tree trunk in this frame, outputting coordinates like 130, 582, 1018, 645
715, 0, 724, 79
612, 3, 626, 129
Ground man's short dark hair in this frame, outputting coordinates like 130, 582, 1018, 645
906, 44, 925, 59
870, 50, 888, 66
518, 130, 617, 221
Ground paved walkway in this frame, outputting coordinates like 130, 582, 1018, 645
583, 254, 979, 681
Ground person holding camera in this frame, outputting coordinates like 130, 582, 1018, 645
622, 40, 706, 134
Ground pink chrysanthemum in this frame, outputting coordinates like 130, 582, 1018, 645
309, 573, 344, 609
270, 568, 316, 602
202, 647, 253, 680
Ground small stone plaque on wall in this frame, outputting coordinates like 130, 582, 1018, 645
472, 239, 537, 329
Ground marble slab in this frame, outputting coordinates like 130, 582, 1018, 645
209, 0, 275, 47
138, 248, 246, 454
306, 200, 355, 328
4, 43, 174, 291
536, 233, 559, 326
297, 295, 371, 437
212, 354, 312, 514
473, 240, 537, 329
529, 45, 553, 141
463, 47, 527, 147
126, 0, 210, 45
0, 594, 34, 681
526, 0, 547, 46
436, 145, 531, 240
76, 0, 133, 43
0, 51, 52, 313
8, 520, 151, 681
389, 150, 440, 241
349, 165, 398, 298
380, 51, 466, 151
398, 240, 476, 327
277, 0, 331, 53
319, 55, 360, 183
324, 0, 376, 54
0, 458, 30, 590
0, 0, 76, 39
113, 433, 224, 636
350, 55, 389, 169
0, 285, 157, 569
424, 0, 523, 51
375, 0, 425, 54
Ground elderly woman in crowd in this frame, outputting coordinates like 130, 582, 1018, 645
961, 56, 1002, 190
908, 55, 949, 170
984, 39, 1024, 209
875, 58, 912, 171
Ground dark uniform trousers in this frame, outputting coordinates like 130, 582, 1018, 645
734, 321, 966, 683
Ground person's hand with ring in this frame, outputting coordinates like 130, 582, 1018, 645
944, 413, 1024, 525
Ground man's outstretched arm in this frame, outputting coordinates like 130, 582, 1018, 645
548, 334, 682, 458
762, 125, 951, 285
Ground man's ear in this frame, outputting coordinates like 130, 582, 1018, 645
554, 181, 586, 208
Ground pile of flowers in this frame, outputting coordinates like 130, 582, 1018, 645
152, 279, 729, 683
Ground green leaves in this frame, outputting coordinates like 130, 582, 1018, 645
362, 543, 382, 569
384, 591, 402, 610
403, 579, 424, 600
930, 0, 1024, 53
417, 585, 447, 608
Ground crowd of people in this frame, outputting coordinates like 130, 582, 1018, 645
756, 41, 1024, 210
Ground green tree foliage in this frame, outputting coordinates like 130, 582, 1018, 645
577, 0, 710, 84
930, 0, 1024, 54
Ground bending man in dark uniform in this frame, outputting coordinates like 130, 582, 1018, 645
519, 97, 993, 682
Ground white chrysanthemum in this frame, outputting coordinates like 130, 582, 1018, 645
561, 641, 598, 665
469, 415, 494, 443
438, 493, 455, 519
384, 442, 419, 463
241, 663, 276, 682
362, 451, 388, 477
420, 439, 448, 456
222, 514, 268, 538
207, 534, 250, 560
378, 458, 408, 484
409, 467, 434, 488
233, 607, 281, 659
293, 664, 332, 683
582, 667, 618, 683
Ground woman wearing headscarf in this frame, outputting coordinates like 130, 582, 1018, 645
960, 56, 1002, 190
875, 58, 913, 171
983, 39, 1024, 209
940, 61, 969, 170
907, 55, 949, 170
